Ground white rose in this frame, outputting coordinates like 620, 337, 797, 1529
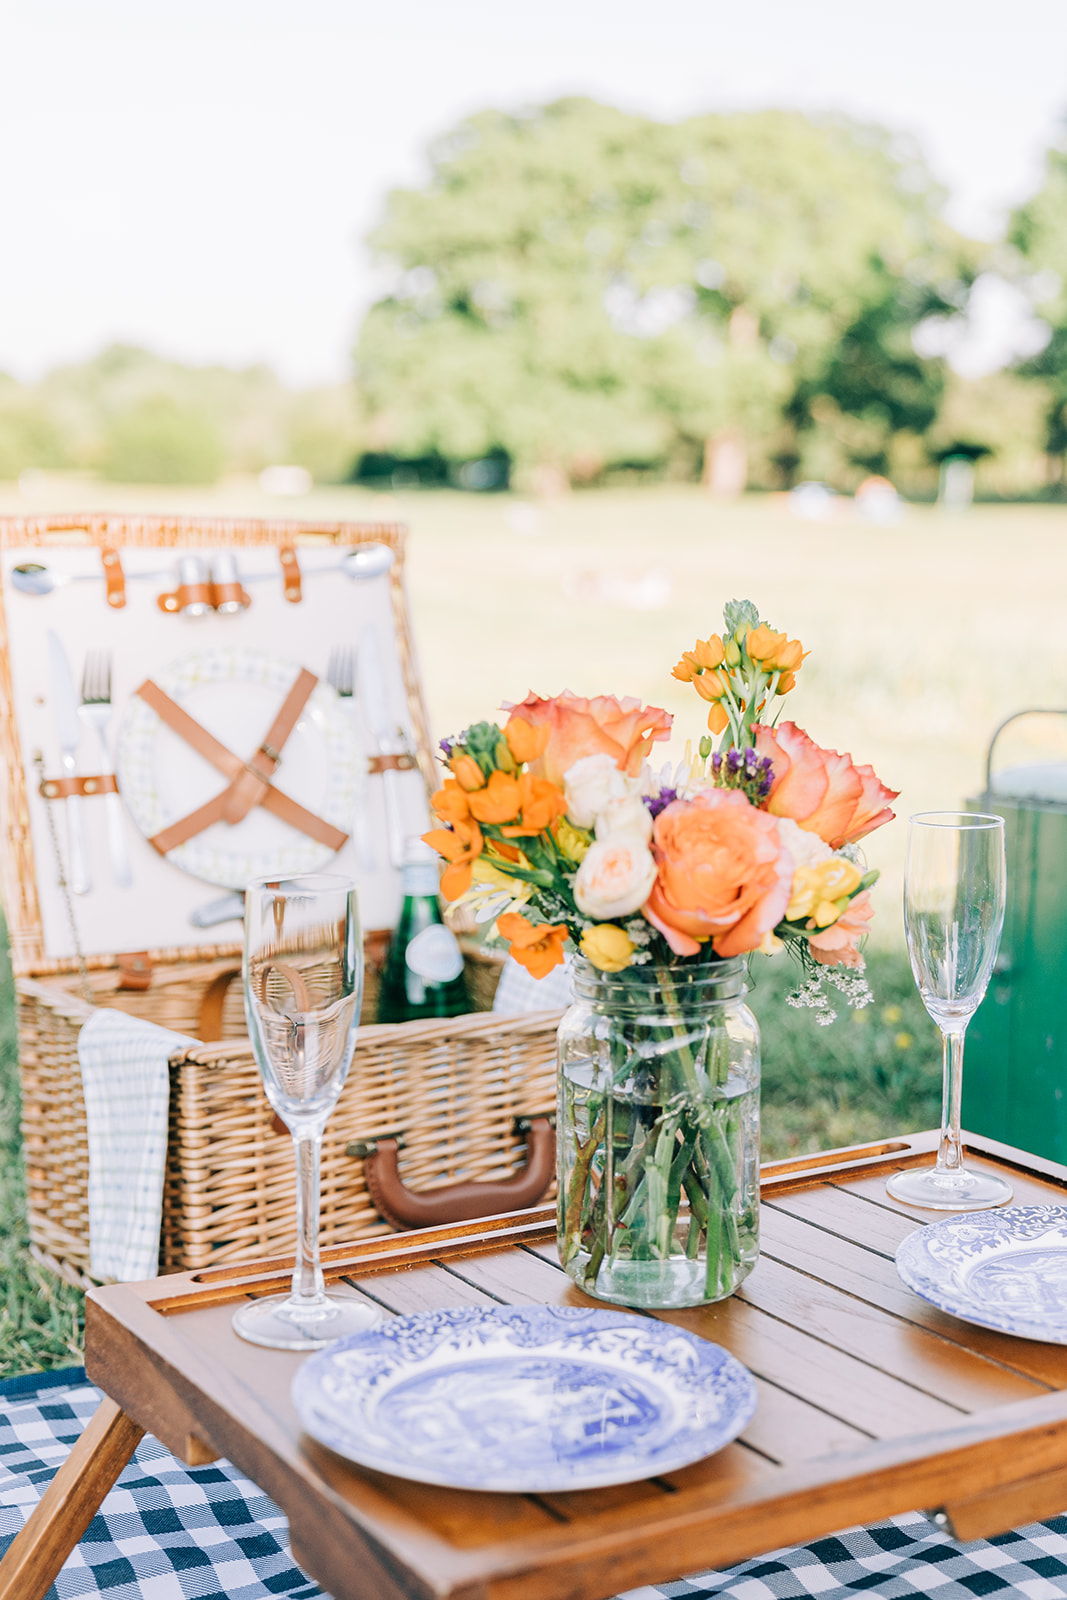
595, 794, 654, 845
775, 816, 832, 870
563, 753, 631, 829
573, 836, 658, 920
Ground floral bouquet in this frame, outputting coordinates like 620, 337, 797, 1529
423, 598, 898, 1307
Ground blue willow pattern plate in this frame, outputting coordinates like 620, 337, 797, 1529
291, 1304, 758, 1492
896, 1205, 1067, 1342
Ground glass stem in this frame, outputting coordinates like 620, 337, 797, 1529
935, 1026, 966, 1174
290, 1128, 326, 1305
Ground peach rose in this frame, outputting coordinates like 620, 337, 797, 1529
643, 790, 794, 958
808, 891, 874, 968
508, 690, 672, 787
755, 722, 898, 848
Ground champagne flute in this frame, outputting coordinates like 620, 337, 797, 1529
232, 873, 382, 1348
886, 812, 1011, 1210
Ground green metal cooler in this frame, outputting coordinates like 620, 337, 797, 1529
963, 711, 1067, 1162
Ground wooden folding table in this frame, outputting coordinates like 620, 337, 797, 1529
5, 1129, 1067, 1600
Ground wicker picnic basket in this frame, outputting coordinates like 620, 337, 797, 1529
0, 513, 559, 1287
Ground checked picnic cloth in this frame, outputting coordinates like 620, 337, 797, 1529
77, 1008, 198, 1282
5, 1371, 1067, 1600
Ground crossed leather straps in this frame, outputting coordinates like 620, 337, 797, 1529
135, 669, 348, 856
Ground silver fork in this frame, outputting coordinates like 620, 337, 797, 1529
78, 653, 133, 888
327, 649, 375, 872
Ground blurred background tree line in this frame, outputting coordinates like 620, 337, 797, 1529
3, 99, 1066, 498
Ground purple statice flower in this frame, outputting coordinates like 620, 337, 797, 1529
711, 751, 723, 777
438, 736, 456, 759
756, 756, 775, 800
726, 748, 743, 776
646, 788, 678, 819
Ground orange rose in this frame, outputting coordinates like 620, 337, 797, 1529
422, 817, 483, 900
496, 912, 569, 979
508, 691, 672, 786
808, 890, 874, 968
643, 790, 794, 958
755, 722, 898, 848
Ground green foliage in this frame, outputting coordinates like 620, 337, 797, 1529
355, 98, 967, 485
1009, 134, 1067, 476
0, 346, 361, 486
0, 930, 84, 1374
750, 946, 941, 1159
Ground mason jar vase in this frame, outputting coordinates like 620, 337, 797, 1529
557, 954, 760, 1310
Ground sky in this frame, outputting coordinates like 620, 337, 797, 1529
3, 0, 1066, 387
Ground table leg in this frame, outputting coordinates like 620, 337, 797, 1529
0, 1396, 144, 1600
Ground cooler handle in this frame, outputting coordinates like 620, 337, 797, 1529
985, 709, 1067, 795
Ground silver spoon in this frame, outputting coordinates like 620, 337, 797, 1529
9, 561, 168, 596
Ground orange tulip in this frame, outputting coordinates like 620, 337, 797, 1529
777, 671, 797, 694
501, 774, 569, 837
431, 781, 471, 825
745, 625, 788, 663
422, 818, 484, 900
505, 715, 550, 765
671, 657, 695, 683
707, 702, 729, 734
774, 638, 806, 673
467, 770, 522, 824
691, 669, 726, 703
684, 634, 725, 671
450, 753, 486, 792
496, 912, 569, 979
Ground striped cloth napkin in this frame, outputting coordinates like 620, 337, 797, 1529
77, 1008, 198, 1282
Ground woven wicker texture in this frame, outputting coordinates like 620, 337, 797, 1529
2, 514, 560, 1285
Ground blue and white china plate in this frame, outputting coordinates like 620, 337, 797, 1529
291, 1304, 758, 1492
896, 1206, 1067, 1342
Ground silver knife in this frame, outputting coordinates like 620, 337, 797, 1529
46, 630, 90, 895
359, 625, 416, 871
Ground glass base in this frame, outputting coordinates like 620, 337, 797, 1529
886, 1164, 1014, 1211
232, 1290, 382, 1350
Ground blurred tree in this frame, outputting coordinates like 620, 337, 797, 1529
355, 99, 968, 489
1008, 132, 1067, 486
0, 346, 361, 485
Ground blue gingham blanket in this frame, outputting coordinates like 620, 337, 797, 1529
4, 1368, 1067, 1599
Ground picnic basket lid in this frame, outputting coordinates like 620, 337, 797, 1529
0, 512, 436, 976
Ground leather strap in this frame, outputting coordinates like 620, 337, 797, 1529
39, 774, 119, 800
117, 951, 152, 991
101, 547, 126, 609
198, 967, 241, 1040
134, 679, 348, 854
367, 752, 417, 774
158, 582, 251, 614
359, 1116, 556, 1230
219, 668, 317, 825
212, 581, 250, 611
280, 546, 302, 603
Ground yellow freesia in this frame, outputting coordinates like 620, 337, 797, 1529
786, 857, 863, 926
555, 818, 592, 864
580, 924, 635, 972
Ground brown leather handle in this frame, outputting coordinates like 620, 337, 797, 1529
39, 773, 119, 800
359, 1116, 556, 1230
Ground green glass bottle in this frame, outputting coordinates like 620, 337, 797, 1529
376, 841, 472, 1023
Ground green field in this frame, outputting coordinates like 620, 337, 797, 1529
1, 477, 1057, 1370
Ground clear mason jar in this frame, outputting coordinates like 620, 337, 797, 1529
557, 954, 760, 1309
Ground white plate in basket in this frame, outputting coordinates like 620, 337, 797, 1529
117, 646, 360, 889
291, 1304, 758, 1493
896, 1205, 1067, 1342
